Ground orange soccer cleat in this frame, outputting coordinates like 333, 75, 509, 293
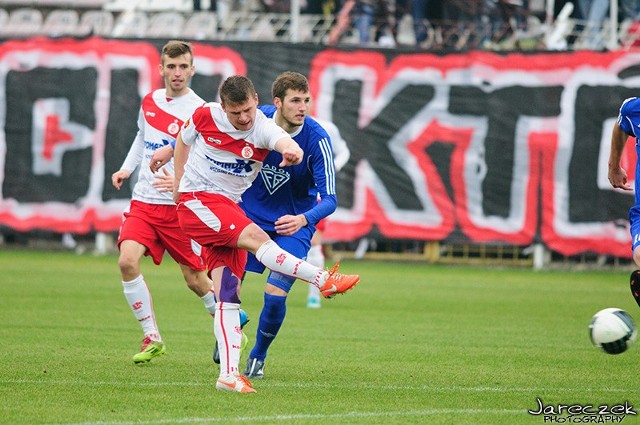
318, 262, 360, 299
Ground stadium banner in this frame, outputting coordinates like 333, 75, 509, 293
0, 37, 638, 257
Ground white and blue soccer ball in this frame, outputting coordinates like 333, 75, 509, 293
589, 308, 637, 355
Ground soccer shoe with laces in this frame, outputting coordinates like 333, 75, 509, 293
318, 262, 360, 299
132, 337, 166, 364
243, 357, 265, 379
213, 309, 250, 364
216, 373, 256, 393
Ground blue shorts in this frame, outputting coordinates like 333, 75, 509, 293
631, 205, 640, 252
244, 227, 313, 293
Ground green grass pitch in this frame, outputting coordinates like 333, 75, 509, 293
1, 250, 639, 424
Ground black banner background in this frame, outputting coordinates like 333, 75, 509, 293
0, 37, 638, 257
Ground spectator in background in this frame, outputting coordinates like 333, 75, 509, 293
260, 0, 291, 12
412, 0, 429, 46
328, 0, 396, 45
440, 0, 484, 49
621, 0, 640, 21
577, 0, 609, 49
353, 0, 377, 43
193, 0, 216, 11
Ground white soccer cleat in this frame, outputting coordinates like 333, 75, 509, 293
216, 373, 256, 393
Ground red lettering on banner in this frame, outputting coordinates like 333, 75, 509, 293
309, 49, 637, 257
43, 115, 73, 160
0, 40, 638, 259
0, 37, 247, 235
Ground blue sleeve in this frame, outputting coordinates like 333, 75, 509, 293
619, 97, 639, 136
301, 121, 338, 226
304, 194, 337, 226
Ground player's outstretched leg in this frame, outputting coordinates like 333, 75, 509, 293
255, 240, 360, 298
630, 270, 640, 308
318, 262, 360, 298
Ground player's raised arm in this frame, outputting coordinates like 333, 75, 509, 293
275, 136, 303, 166
172, 132, 190, 203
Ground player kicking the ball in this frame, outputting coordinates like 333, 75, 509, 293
172, 75, 360, 393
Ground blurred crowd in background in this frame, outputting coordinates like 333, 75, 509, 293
0, 0, 638, 51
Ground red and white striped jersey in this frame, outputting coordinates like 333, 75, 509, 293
178, 102, 289, 203
120, 88, 204, 204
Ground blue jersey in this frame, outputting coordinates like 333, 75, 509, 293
618, 97, 640, 139
617, 97, 640, 254
617, 97, 640, 206
240, 105, 338, 233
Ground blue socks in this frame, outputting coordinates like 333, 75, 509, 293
249, 293, 287, 361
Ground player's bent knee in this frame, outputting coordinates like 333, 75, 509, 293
117, 255, 139, 276
266, 273, 295, 294
238, 223, 271, 253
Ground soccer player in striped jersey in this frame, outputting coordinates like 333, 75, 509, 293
172, 75, 360, 393
111, 40, 215, 365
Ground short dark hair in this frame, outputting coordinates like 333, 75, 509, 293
271, 71, 309, 100
219, 75, 256, 106
161, 40, 193, 64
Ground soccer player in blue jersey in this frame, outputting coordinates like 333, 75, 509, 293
608, 96, 640, 307
241, 71, 339, 379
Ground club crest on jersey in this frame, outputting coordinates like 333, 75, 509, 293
259, 163, 290, 194
242, 145, 254, 158
168, 120, 180, 136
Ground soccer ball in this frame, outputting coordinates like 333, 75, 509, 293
589, 308, 637, 354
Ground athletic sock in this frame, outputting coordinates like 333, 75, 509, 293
122, 274, 160, 341
200, 289, 216, 316
215, 301, 242, 376
250, 293, 287, 361
256, 240, 328, 288
306, 245, 325, 300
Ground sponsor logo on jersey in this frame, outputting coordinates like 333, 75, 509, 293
205, 155, 255, 174
207, 137, 222, 144
144, 140, 169, 150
